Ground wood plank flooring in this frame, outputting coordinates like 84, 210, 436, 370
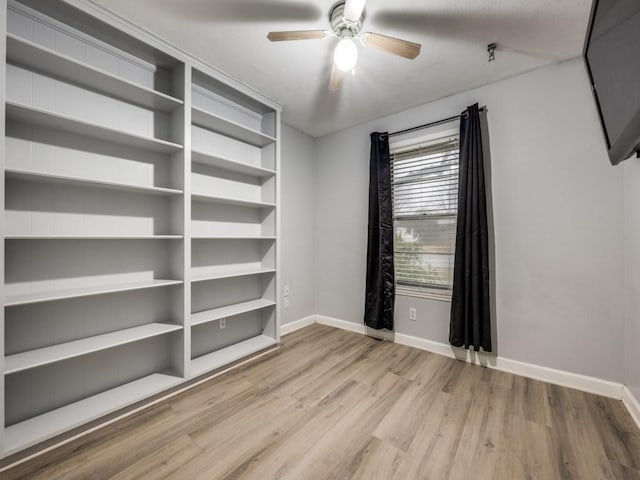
3, 324, 640, 479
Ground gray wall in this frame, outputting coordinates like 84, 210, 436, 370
313, 58, 626, 382
280, 124, 316, 325
624, 157, 640, 398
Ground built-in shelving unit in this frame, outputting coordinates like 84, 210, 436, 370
189, 63, 279, 389
1, 0, 280, 458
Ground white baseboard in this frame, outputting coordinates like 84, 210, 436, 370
280, 315, 316, 336
495, 356, 623, 399
280, 315, 627, 402
394, 332, 455, 358
396, 332, 623, 399
315, 315, 367, 335
623, 386, 640, 430
394, 332, 623, 398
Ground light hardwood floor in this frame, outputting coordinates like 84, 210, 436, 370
3, 324, 640, 479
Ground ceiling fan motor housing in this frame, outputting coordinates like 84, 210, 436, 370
330, 1, 363, 39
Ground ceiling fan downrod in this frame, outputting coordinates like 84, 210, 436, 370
330, 1, 363, 40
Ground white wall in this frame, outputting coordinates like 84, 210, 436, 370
280, 124, 316, 325
624, 157, 640, 399
314, 58, 626, 382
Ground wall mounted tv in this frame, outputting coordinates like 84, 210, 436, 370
584, 0, 640, 165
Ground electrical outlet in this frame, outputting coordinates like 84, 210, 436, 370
284, 296, 290, 308
409, 308, 417, 321
219, 318, 226, 329
284, 285, 290, 296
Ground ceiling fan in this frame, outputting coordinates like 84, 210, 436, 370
267, 0, 422, 90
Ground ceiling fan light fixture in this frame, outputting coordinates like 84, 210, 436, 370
266, 0, 423, 90
334, 38, 358, 72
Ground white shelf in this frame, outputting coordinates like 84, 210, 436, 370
192, 107, 276, 147
191, 192, 275, 209
191, 235, 276, 240
6, 34, 183, 112
5, 169, 183, 196
191, 299, 276, 327
4, 279, 183, 307
4, 373, 183, 454
5, 235, 183, 240
5, 323, 183, 374
191, 268, 276, 283
191, 335, 277, 377
6, 102, 183, 154
191, 149, 275, 178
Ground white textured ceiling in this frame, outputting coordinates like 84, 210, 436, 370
91, 0, 593, 137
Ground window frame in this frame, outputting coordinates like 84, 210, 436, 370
390, 125, 460, 302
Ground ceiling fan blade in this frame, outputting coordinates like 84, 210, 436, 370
267, 30, 328, 42
362, 33, 421, 59
343, 0, 366, 22
329, 63, 344, 91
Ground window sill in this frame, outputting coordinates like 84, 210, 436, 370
396, 287, 452, 302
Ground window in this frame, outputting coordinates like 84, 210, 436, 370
391, 133, 460, 299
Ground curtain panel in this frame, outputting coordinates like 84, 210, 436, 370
364, 132, 395, 330
449, 104, 492, 351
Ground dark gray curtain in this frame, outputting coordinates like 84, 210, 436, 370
364, 132, 395, 330
449, 104, 492, 351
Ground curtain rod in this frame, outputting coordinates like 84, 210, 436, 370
388, 107, 486, 138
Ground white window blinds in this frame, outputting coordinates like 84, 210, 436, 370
391, 134, 460, 293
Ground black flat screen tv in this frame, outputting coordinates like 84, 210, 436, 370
584, 0, 640, 165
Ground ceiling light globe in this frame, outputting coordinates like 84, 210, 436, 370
334, 38, 358, 72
